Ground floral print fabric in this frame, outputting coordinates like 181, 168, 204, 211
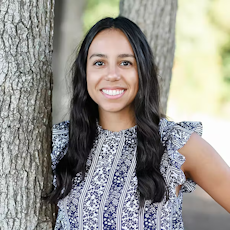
51, 118, 202, 230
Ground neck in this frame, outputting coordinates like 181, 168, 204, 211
98, 108, 136, 132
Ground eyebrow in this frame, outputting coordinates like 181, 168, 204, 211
89, 53, 135, 59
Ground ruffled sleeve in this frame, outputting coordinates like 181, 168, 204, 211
159, 118, 203, 194
51, 121, 70, 187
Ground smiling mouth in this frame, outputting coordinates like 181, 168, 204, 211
101, 89, 125, 96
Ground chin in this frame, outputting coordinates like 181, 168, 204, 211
103, 108, 123, 113
100, 105, 127, 113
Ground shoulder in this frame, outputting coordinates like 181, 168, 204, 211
159, 118, 202, 151
51, 121, 70, 169
158, 118, 203, 194
51, 121, 70, 187
52, 121, 70, 146
53, 120, 70, 134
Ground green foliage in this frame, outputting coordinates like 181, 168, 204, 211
83, 0, 120, 33
208, 0, 230, 104
221, 42, 230, 84
168, 0, 230, 118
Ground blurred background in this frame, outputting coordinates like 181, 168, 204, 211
52, 0, 230, 229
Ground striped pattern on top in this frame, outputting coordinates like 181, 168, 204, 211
51, 118, 202, 230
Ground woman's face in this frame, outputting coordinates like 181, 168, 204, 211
86, 29, 139, 116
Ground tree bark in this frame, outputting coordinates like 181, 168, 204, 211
0, 0, 55, 229
119, 0, 178, 113
52, 0, 86, 124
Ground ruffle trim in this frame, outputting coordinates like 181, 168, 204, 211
159, 118, 203, 194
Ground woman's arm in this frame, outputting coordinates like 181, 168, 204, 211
179, 132, 230, 213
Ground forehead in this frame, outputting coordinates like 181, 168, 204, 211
88, 29, 134, 56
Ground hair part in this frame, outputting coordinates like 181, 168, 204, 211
47, 16, 167, 207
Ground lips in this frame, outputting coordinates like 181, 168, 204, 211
100, 87, 126, 99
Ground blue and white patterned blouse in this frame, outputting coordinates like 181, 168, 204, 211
51, 118, 202, 230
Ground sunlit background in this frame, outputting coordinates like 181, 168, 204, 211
52, 1, 230, 228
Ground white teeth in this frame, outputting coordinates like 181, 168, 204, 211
102, 89, 124, 96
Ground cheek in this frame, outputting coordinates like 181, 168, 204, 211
133, 73, 139, 94
86, 74, 100, 102
86, 76, 94, 96
134, 83, 139, 99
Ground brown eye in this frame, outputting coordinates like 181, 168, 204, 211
94, 61, 105, 66
120, 61, 132, 66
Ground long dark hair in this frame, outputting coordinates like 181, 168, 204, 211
48, 16, 166, 207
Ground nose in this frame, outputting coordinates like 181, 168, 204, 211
104, 65, 121, 81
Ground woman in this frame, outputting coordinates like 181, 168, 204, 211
48, 17, 230, 229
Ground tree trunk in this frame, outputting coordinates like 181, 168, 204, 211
119, 0, 178, 113
52, 0, 86, 124
0, 1, 55, 229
